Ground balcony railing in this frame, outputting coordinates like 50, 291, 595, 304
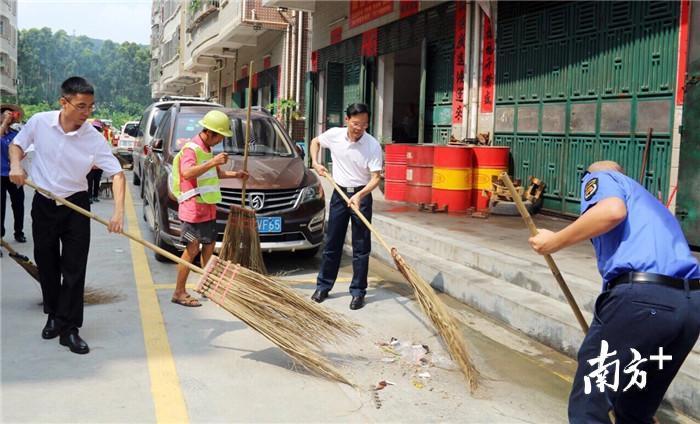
187, 0, 220, 31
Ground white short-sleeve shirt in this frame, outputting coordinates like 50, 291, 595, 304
318, 127, 383, 187
13, 111, 123, 198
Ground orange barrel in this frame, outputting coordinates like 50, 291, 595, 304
472, 146, 510, 211
431, 146, 473, 212
405, 145, 434, 204
384, 143, 411, 201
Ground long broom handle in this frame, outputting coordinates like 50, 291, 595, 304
499, 173, 589, 334
241, 60, 254, 208
322, 174, 393, 254
25, 181, 206, 276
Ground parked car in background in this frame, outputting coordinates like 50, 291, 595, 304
140, 105, 325, 261
115, 121, 139, 167
130, 96, 222, 189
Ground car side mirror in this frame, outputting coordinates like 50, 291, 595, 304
152, 138, 164, 153
295, 143, 305, 159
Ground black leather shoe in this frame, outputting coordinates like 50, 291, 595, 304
14, 233, 26, 243
41, 317, 60, 340
349, 295, 365, 310
311, 289, 329, 303
59, 331, 89, 354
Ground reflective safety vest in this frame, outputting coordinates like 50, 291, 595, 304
169, 142, 222, 204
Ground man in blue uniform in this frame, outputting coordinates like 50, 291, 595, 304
528, 160, 700, 423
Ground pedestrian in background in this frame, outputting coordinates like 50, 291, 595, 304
169, 109, 248, 307
9, 76, 126, 355
86, 119, 106, 203
310, 103, 383, 310
1, 104, 26, 243
528, 160, 700, 423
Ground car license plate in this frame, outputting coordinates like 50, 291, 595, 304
257, 216, 282, 233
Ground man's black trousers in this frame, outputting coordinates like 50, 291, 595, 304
32, 191, 91, 332
316, 189, 372, 297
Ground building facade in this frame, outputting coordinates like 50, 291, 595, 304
149, 1, 696, 226
149, 0, 311, 140
0, 0, 18, 101
300, 0, 693, 217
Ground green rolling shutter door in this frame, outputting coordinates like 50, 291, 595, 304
495, 1, 680, 215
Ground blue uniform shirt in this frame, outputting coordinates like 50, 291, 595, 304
580, 170, 700, 289
1, 129, 18, 176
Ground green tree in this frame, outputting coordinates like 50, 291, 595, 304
17, 27, 152, 126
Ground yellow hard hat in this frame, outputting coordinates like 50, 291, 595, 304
199, 110, 233, 137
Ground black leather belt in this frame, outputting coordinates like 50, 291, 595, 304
337, 185, 366, 194
607, 272, 700, 291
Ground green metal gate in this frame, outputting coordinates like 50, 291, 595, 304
675, 2, 700, 247
495, 1, 680, 214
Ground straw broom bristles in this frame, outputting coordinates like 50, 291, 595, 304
392, 248, 480, 392
219, 205, 267, 275
196, 256, 360, 385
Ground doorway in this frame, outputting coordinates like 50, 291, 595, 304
392, 46, 421, 142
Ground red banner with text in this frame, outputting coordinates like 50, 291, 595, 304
349, 0, 393, 28
480, 14, 495, 113
452, 1, 466, 124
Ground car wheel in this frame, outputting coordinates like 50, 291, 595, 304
142, 192, 149, 222
153, 204, 174, 263
133, 169, 141, 186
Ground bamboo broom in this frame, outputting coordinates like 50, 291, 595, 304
219, 60, 267, 274
1, 239, 123, 305
499, 172, 589, 334
323, 174, 479, 392
24, 180, 359, 384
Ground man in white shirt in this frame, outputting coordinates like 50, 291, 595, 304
9, 76, 125, 355
310, 103, 383, 310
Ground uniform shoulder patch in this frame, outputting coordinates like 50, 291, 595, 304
584, 177, 598, 201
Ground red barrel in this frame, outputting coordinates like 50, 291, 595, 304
405, 145, 434, 204
431, 146, 473, 212
472, 146, 510, 211
384, 143, 411, 201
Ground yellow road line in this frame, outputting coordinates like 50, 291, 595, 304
125, 185, 189, 423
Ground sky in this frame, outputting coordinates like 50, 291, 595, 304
17, 0, 152, 45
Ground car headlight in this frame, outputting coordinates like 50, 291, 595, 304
300, 183, 323, 203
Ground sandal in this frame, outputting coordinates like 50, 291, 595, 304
171, 294, 202, 307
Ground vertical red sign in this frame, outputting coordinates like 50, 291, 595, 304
311, 51, 318, 73
361, 28, 378, 57
263, 56, 271, 69
349, 0, 394, 28
452, 1, 466, 124
399, 0, 419, 19
676, 0, 690, 106
480, 14, 495, 113
330, 26, 343, 44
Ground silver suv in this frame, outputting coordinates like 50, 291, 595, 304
131, 96, 221, 193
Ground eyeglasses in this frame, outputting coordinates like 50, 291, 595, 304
63, 97, 96, 112
348, 121, 368, 130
